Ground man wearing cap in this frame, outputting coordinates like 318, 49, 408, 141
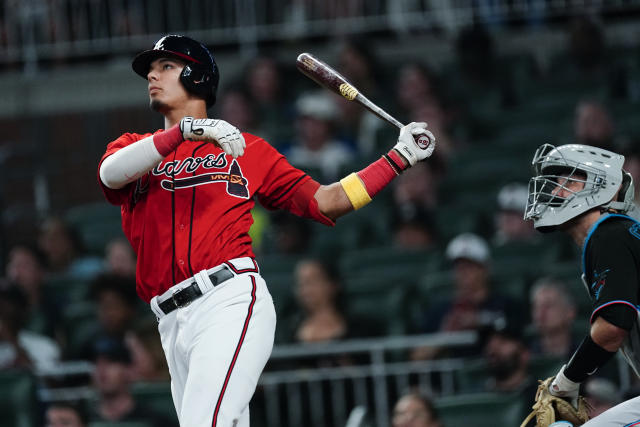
493, 182, 537, 246
284, 91, 355, 181
413, 233, 524, 359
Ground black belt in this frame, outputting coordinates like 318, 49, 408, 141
158, 266, 234, 315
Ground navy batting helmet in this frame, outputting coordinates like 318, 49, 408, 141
132, 34, 220, 107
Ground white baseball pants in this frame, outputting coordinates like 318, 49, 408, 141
582, 395, 640, 426
150, 258, 276, 427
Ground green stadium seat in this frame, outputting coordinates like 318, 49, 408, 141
130, 381, 178, 423
89, 422, 151, 427
339, 246, 441, 282
44, 274, 92, 303
65, 202, 124, 255
435, 392, 524, 427
0, 370, 38, 427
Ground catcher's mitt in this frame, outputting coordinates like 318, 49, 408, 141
520, 377, 590, 427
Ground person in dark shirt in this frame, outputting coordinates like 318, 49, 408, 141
89, 337, 178, 427
524, 143, 639, 425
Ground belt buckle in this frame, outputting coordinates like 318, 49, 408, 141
171, 287, 191, 308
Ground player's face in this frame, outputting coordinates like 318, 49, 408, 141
147, 58, 191, 111
551, 173, 585, 199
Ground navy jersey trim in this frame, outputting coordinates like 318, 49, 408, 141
211, 277, 257, 426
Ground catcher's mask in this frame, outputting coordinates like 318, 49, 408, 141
524, 143, 634, 232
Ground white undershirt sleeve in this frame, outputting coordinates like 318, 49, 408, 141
99, 135, 165, 189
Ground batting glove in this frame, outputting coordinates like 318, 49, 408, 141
549, 365, 581, 408
393, 122, 436, 166
180, 117, 246, 158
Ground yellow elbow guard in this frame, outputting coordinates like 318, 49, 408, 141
340, 173, 372, 210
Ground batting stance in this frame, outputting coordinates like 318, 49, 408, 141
97, 34, 435, 427
524, 143, 640, 426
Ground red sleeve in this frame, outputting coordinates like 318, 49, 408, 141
254, 140, 334, 226
97, 132, 151, 206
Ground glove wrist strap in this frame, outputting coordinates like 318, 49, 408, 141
153, 124, 184, 157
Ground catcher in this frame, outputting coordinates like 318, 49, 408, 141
522, 143, 640, 426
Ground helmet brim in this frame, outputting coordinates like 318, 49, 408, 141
131, 49, 198, 78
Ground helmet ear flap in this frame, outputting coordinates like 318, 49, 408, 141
180, 64, 218, 107
617, 170, 634, 203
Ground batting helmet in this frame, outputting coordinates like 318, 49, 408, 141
132, 34, 220, 107
524, 143, 635, 231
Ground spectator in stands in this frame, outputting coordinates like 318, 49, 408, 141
583, 377, 621, 418
392, 162, 442, 212
284, 91, 355, 181
104, 237, 136, 278
124, 316, 170, 382
414, 233, 523, 359
288, 258, 347, 344
333, 37, 387, 154
89, 337, 176, 427
73, 273, 139, 360
481, 320, 538, 425
395, 63, 458, 161
493, 182, 537, 246
0, 282, 60, 370
622, 144, 640, 216
5, 244, 60, 336
391, 391, 442, 427
37, 216, 102, 278
45, 401, 88, 427
565, 15, 607, 76
574, 99, 616, 150
391, 203, 438, 250
217, 85, 259, 136
528, 277, 579, 359
482, 321, 535, 394
244, 56, 293, 146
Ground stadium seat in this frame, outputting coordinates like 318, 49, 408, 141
338, 246, 441, 282
0, 370, 38, 427
435, 392, 524, 427
88, 422, 151, 427
342, 279, 412, 336
65, 202, 124, 256
130, 381, 178, 423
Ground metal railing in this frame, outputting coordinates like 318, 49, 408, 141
261, 332, 477, 427
33, 330, 635, 427
2, 0, 640, 70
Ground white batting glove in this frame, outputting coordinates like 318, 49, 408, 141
180, 117, 246, 158
393, 122, 436, 166
549, 365, 581, 408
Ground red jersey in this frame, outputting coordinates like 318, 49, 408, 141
99, 131, 327, 302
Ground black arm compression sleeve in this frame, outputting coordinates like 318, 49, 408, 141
564, 335, 617, 383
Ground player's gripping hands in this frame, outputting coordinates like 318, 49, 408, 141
180, 117, 246, 158
393, 122, 436, 166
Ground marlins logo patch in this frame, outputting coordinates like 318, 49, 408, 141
591, 268, 610, 300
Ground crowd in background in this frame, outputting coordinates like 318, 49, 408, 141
1, 13, 640, 427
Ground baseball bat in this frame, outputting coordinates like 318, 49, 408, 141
296, 52, 404, 129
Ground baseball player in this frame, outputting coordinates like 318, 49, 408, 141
524, 143, 640, 425
97, 34, 435, 427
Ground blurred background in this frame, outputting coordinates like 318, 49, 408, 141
1, 1, 640, 426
